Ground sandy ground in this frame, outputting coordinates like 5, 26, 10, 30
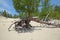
0, 16, 60, 40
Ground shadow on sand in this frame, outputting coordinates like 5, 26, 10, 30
8, 26, 41, 33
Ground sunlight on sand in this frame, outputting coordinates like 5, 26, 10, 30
0, 16, 60, 40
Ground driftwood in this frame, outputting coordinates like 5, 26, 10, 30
8, 18, 32, 32
8, 17, 60, 33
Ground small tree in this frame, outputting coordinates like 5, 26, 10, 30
1, 10, 7, 17
1, 10, 12, 18
13, 0, 41, 17
13, 14, 18, 18
13, 0, 41, 26
39, 0, 50, 19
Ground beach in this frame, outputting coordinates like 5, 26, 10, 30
0, 16, 60, 40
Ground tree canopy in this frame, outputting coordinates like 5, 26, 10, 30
13, 0, 41, 17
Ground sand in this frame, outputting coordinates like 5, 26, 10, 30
0, 16, 60, 40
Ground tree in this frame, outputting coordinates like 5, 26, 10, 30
18, 12, 27, 19
54, 6, 60, 19
54, 6, 60, 13
12, 0, 41, 26
1, 10, 12, 18
0, 11, 2, 15
13, 0, 41, 17
1, 10, 7, 17
39, 0, 50, 20
13, 14, 18, 18
47, 5, 60, 19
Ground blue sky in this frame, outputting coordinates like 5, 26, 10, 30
0, 0, 17, 15
0, 0, 60, 15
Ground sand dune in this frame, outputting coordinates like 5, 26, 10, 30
0, 16, 60, 40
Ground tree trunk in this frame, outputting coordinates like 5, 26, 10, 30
25, 1, 31, 28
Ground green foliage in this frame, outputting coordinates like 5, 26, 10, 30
13, 14, 18, 18
1, 10, 12, 18
1, 10, 7, 17
38, 0, 50, 19
49, 6, 60, 19
12, 0, 41, 17
1, 0, 60, 20
18, 12, 27, 19
55, 6, 60, 13
38, 0, 60, 20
